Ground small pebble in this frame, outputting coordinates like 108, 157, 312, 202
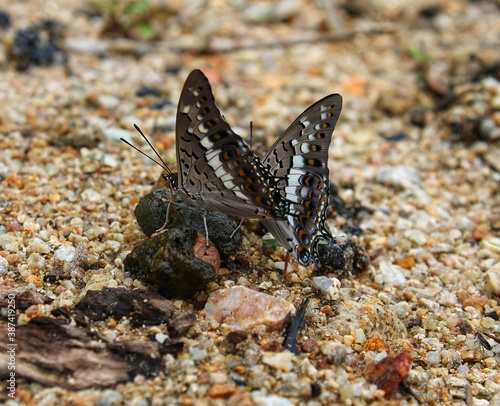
0, 234, 20, 252
189, 347, 208, 361
97, 94, 121, 109
104, 127, 132, 141
482, 237, 500, 254
208, 383, 236, 398
81, 189, 103, 203
243, 0, 302, 23
53, 246, 76, 263
252, 392, 295, 406
376, 165, 422, 190
96, 389, 124, 406
426, 351, 441, 365
311, 276, 341, 300
27, 237, 51, 254
0, 257, 9, 274
430, 243, 454, 254
484, 267, 500, 297
376, 261, 406, 286
404, 229, 428, 246
261, 351, 295, 372
155, 333, 169, 344
339, 382, 363, 402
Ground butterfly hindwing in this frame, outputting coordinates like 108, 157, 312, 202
261, 94, 343, 265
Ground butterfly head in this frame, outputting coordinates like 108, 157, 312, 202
162, 172, 179, 189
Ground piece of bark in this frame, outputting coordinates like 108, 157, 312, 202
0, 318, 126, 389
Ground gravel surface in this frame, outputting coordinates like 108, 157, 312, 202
0, 1, 499, 405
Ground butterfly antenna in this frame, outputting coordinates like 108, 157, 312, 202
249, 121, 253, 148
120, 124, 172, 175
122, 124, 178, 211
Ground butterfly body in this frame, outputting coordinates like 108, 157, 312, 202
173, 70, 342, 267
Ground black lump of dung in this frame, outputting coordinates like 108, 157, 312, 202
124, 187, 242, 299
316, 182, 371, 274
9, 19, 67, 71
317, 237, 370, 276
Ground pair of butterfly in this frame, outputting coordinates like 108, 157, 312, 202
124, 70, 343, 268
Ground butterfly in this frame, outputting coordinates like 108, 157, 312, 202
127, 70, 342, 268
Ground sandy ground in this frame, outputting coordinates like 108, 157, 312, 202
0, 1, 499, 405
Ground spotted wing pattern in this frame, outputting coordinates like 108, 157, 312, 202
175, 70, 284, 219
261, 94, 343, 266
174, 69, 343, 267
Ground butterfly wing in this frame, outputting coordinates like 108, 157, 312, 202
176, 70, 283, 219
261, 94, 343, 266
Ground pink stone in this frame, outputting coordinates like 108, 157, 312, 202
205, 286, 295, 331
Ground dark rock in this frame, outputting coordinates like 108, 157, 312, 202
311, 382, 322, 397
44, 265, 71, 282
382, 132, 407, 142
407, 317, 423, 329
75, 287, 175, 327
485, 310, 499, 321
108, 341, 161, 379
0, 10, 11, 29
0, 288, 52, 311
151, 98, 173, 110
226, 330, 249, 345
135, 85, 161, 97
51, 307, 89, 327
148, 227, 216, 299
409, 107, 429, 127
168, 313, 197, 337
123, 231, 170, 280
159, 339, 185, 354
165, 66, 181, 75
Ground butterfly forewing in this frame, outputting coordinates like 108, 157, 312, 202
261, 94, 343, 265
175, 70, 284, 219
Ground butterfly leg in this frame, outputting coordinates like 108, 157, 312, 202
283, 251, 291, 280
203, 215, 209, 247
229, 218, 244, 239
156, 201, 174, 233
